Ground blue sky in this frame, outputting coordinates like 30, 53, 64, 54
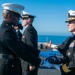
0, 0, 75, 36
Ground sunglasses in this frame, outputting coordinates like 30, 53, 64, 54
68, 20, 75, 24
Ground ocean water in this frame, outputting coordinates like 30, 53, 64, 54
38, 35, 69, 45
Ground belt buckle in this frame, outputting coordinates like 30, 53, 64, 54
0, 54, 14, 59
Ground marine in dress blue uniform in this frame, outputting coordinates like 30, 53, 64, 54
0, 3, 42, 75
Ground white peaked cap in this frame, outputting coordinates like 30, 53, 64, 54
68, 10, 75, 16
2, 3, 25, 15
22, 11, 31, 15
22, 11, 36, 18
66, 10, 75, 22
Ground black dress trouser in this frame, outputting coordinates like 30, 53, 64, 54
0, 58, 22, 75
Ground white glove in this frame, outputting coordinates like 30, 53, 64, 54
40, 60, 52, 68
39, 50, 53, 57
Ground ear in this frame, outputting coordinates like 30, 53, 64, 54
7, 14, 11, 19
28, 18, 30, 22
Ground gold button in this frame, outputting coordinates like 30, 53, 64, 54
12, 65, 14, 67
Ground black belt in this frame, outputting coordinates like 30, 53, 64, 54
0, 54, 15, 59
